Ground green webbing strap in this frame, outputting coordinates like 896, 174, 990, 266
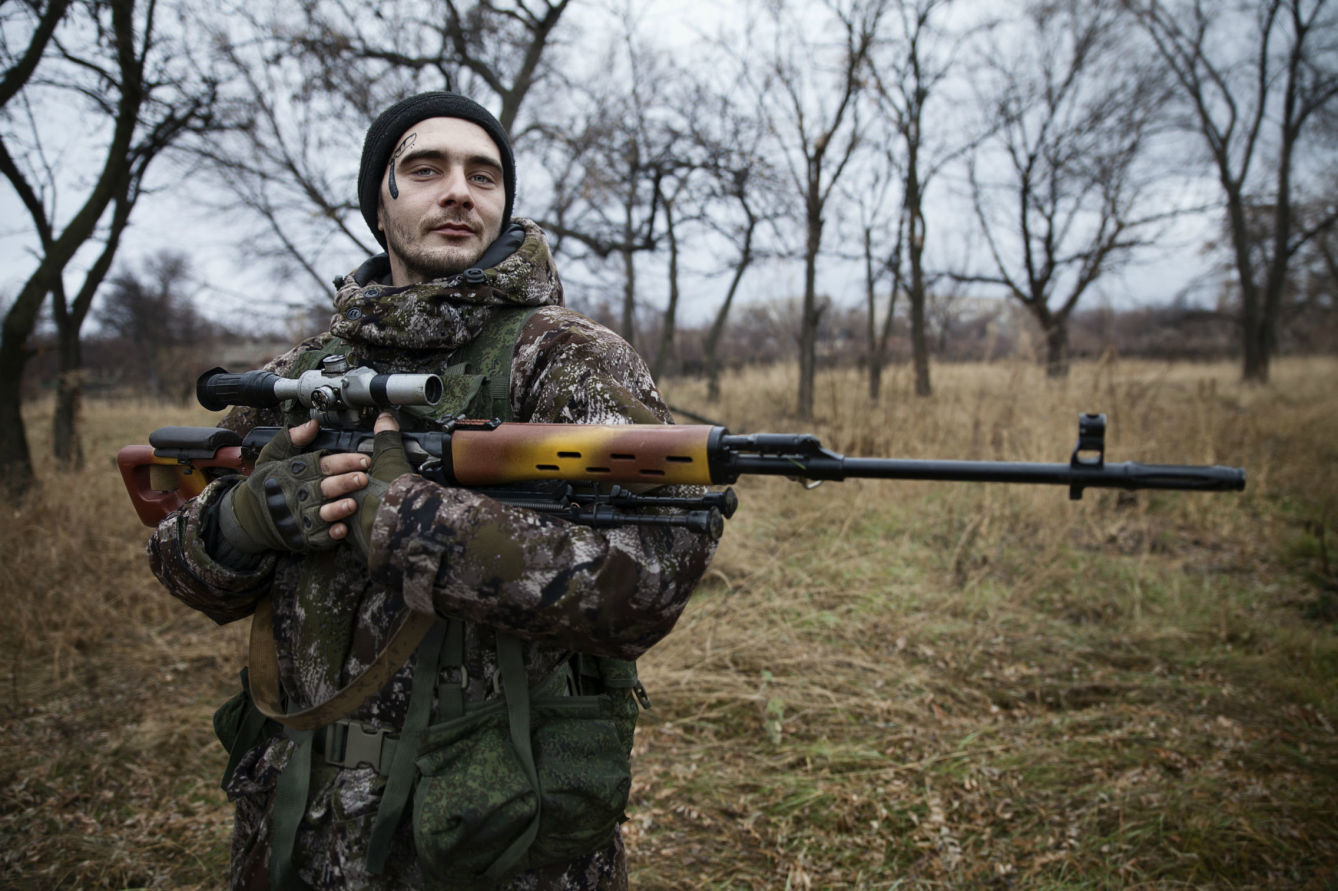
221, 669, 272, 791
270, 729, 314, 890
484, 633, 542, 882
445, 306, 539, 420
437, 619, 466, 721
487, 372, 511, 418
249, 599, 437, 731
366, 620, 451, 875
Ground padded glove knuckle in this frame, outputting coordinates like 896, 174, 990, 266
224, 445, 333, 554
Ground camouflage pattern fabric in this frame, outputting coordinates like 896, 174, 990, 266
148, 219, 715, 889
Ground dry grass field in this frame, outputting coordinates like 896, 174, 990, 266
2, 356, 1335, 889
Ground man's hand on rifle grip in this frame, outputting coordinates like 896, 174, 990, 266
298, 419, 377, 541
345, 412, 412, 564
216, 419, 373, 554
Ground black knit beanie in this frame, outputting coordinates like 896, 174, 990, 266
358, 92, 515, 246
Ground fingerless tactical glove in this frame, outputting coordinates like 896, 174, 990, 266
217, 427, 334, 555
346, 428, 413, 563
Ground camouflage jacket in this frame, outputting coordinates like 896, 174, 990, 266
148, 220, 715, 889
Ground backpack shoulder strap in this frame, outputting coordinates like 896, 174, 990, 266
447, 306, 542, 421
247, 598, 436, 731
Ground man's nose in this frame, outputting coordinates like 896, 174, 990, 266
437, 167, 473, 208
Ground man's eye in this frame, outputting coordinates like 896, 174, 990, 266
470, 172, 497, 186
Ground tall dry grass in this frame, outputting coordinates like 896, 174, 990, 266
2, 356, 1335, 888
1, 398, 248, 676
626, 356, 1337, 888
1, 398, 245, 888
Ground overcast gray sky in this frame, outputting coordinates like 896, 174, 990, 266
1, 0, 1235, 343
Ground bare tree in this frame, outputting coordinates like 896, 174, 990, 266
194, 0, 575, 295
1205, 189, 1338, 352
1, 0, 80, 486
749, 0, 888, 420
846, 152, 901, 401
95, 251, 206, 399
1124, 0, 1338, 382
290, 0, 571, 134
533, 30, 690, 347
964, 0, 1175, 377
536, 108, 662, 345
1284, 200, 1338, 349
0, 0, 226, 488
686, 88, 787, 403
869, 0, 978, 397
0, 0, 72, 108
650, 171, 690, 379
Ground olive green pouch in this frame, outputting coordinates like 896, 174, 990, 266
411, 690, 631, 886
212, 669, 276, 789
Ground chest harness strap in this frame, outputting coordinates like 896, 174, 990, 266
253, 306, 541, 888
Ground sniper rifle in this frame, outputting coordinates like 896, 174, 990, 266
117, 358, 1247, 537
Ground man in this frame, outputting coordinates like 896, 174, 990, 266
149, 92, 715, 889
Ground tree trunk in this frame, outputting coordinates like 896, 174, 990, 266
863, 224, 884, 402
873, 279, 899, 403
0, 274, 52, 494
1044, 320, 1069, 378
52, 327, 84, 469
619, 243, 636, 348
798, 252, 819, 421
909, 292, 931, 394
1236, 273, 1268, 384
49, 191, 134, 468
652, 201, 680, 380
706, 355, 722, 403
706, 215, 755, 404
798, 189, 822, 421
1242, 313, 1270, 383
868, 361, 883, 402
1226, 191, 1269, 384
619, 184, 637, 346
906, 161, 931, 398
0, 341, 34, 495
704, 288, 733, 402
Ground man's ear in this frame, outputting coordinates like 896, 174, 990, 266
376, 199, 385, 233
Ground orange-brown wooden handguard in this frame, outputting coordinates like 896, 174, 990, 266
447, 423, 717, 486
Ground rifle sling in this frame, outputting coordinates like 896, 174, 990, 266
248, 596, 436, 731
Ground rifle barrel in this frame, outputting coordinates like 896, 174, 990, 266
722, 454, 1246, 492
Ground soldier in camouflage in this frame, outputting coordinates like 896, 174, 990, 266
148, 92, 715, 889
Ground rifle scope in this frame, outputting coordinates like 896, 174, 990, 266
197, 358, 443, 412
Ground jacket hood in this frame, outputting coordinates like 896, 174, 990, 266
329, 218, 563, 351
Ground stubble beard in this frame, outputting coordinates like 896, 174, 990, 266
384, 213, 498, 282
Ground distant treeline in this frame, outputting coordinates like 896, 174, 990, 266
21, 293, 1335, 405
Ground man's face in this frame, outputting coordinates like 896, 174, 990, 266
377, 117, 507, 285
